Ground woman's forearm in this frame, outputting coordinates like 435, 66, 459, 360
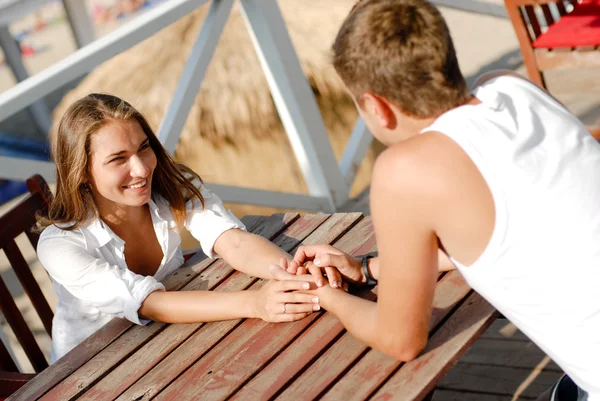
215, 230, 292, 279
139, 289, 257, 323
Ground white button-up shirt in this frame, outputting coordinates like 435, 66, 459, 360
37, 186, 245, 362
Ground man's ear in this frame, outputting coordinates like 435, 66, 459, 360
362, 92, 396, 129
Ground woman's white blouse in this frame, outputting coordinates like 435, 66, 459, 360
37, 186, 245, 363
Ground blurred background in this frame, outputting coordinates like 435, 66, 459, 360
0, 1, 599, 398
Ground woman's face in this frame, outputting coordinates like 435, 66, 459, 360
87, 119, 157, 214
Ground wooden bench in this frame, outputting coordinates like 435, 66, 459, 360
0, 175, 53, 399
8, 212, 498, 401
504, 0, 600, 138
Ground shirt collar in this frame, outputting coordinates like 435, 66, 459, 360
84, 199, 163, 249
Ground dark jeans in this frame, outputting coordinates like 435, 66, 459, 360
551, 375, 588, 401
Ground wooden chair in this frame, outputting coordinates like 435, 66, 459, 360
0, 174, 53, 398
504, 0, 600, 137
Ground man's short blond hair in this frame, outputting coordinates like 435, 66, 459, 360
333, 0, 470, 118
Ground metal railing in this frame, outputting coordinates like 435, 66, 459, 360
0, 0, 378, 212
0, 0, 507, 212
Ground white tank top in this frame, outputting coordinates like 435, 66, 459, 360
422, 76, 600, 397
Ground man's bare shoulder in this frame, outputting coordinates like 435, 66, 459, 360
372, 132, 471, 196
371, 131, 496, 262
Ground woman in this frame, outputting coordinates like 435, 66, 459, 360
38, 93, 319, 362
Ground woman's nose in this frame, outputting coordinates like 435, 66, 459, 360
130, 155, 149, 177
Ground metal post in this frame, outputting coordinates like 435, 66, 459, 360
0, 0, 210, 122
158, 0, 234, 154
239, 0, 349, 211
62, 0, 96, 47
0, 156, 55, 181
339, 118, 373, 189
0, 25, 52, 134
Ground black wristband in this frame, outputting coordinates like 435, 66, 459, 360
361, 255, 377, 286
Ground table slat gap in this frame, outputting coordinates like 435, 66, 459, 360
37, 214, 300, 401
314, 346, 372, 401
278, 274, 450, 400
359, 290, 477, 401
316, 271, 472, 401
9, 319, 133, 401
230, 219, 376, 401
152, 214, 364, 401
111, 214, 333, 401
266, 322, 349, 401
369, 293, 499, 401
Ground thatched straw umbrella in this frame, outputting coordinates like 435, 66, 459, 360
53, 0, 381, 248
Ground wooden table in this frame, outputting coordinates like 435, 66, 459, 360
8, 212, 498, 401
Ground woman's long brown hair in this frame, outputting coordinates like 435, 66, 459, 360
41, 93, 204, 230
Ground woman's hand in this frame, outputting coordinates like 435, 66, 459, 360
289, 245, 364, 287
251, 278, 320, 322
269, 263, 341, 311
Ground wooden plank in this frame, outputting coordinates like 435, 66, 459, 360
150, 213, 364, 401
0, 193, 43, 249
76, 271, 263, 401
370, 294, 499, 401
535, 48, 600, 70
436, 363, 562, 399
480, 319, 530, 342
162, 213, 299, 291
233, 312, 348, 400
38, 214, 300, 401
459, 338, 561, 371
296, 271, 471, 401
511, 0, 565, 6
555, 0, 567, 16
0, 271, 48, 372
4, 239, 53, 336
21, 215, 293, 401
505, 0, 546, 87
111, 213, 340, 401
524, 6, 542, 39
230, 217, 375, 401
540, 4, 554, 27
431, 389, 530, 401
8, 319, 132, 401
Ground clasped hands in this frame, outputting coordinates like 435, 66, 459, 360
257, 245, 368, 323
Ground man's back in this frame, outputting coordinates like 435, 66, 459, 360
421, 75, 600, 396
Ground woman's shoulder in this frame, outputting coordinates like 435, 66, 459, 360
37, 224, 87, 263
39, 224, 85, 247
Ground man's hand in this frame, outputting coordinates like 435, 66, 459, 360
288, 245, 364, 288
269, 263, 339, 310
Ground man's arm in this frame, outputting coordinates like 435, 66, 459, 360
360, 247, 454, 280
316, 141, 442, 360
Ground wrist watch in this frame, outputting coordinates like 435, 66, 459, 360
361, 255, 377, 286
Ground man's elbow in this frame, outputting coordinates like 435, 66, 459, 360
379, 335, 427, 362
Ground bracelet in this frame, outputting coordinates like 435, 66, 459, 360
361, 255, 377, 286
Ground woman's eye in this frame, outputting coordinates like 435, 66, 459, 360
140, 143, 150, 151
110, 156, 125, 163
